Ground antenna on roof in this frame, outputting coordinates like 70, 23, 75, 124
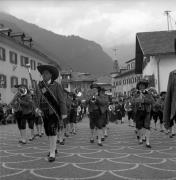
112, 48, 118, 59
164, 10, 171, 31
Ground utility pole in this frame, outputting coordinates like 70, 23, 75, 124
112, 48, 120, 73
164, 10, 171, 31
112, 48, 118, 59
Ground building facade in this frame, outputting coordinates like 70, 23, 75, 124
111, 59, 142, 99
0, 29, 59, 104
135, 30, 176, 93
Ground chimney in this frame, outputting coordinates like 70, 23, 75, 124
22, 37, 33, 47
0, 28, 12, 36
10, 32, 25, 39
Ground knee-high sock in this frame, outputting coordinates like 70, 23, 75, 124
138, 129, 143, 142
58, 129, 64, 142
142, 128, 146, 140
49, 135, 57, 157
21, 129, 26, 141
30, 128, 34, 138
97, 129, 103, 143
90, 129, 94, 139
171, 126, 175, 135
145, 129, 150, 145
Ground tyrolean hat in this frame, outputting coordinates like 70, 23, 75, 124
37, 64, 59, 81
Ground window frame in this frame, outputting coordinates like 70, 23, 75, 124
0, 74, 7, 88
11, 76, 18, 88
21, 78, 28, 87
9, 51, 18, 64
30, 59, 36, 70
20, 55, 29, 67
0, 47, 6, 61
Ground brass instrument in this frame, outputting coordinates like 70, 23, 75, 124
75, 88, 82, 97
18, 86, 27, 96
90, 96, 96, 103
9, 86, 27, 111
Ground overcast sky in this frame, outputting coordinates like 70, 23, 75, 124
1, 0, 176, 59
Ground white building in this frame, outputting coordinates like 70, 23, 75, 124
135, 30, 176, 93
111, 59, 142, 99
0, 28, 60, 104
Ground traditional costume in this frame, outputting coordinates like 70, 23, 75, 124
37, 64, 67, 162
133, 79, 154, 148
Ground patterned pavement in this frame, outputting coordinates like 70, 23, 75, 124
0, 117, 176, 180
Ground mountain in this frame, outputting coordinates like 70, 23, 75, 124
0, 12, 113, 75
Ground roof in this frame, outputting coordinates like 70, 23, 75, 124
69, 72, 96, 82
0, 32, 61, 69
136, 30, 176, 56
125, 58, 135, 63
95, 75, 112, 85
113, 69, 135, 78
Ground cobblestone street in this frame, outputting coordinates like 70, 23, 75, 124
1, 117, 176, 180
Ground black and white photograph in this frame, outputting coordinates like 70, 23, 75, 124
0, 0, 176, 179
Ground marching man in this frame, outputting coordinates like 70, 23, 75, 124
36, 64, 67, 162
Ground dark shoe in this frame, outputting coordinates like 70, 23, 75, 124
101, 138, 105, 141
39, 134, 42, 137
139, 141, 143, 145
142, 138, 146, 142
90, 139, 94, 143
170, 135, 173, 138
21, 140, 27, 144
160, 130, 164, 132
19, 140, 22, 143
60, 141, 65, 145
57, 140, 60, 143
146, 144, 151, 148
65, 133, 69, 137
48, 156, 55, 162
98, 143, 103, 146
137, 136, 140, 140
29, 137, 35, 141
104, 135, 108, 138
